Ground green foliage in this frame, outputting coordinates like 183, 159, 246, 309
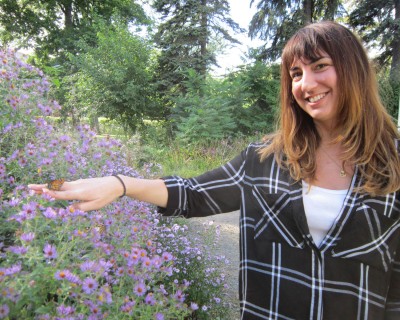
227, 61, 280, 134
172, 71, 236, 143
249, 0, 346, 61
130, 130, 257, 177
348, 0, 400, 88
66, 20, 163, 132
377, 68, 400, 120
169, 62, 280, 144
152, 0, 244, 106
0, 0, 149, 64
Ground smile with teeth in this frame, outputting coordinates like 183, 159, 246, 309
307, 93, 326, 103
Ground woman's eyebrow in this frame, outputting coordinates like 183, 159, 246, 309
289, 66, 300, 72
290, 56, 330, 70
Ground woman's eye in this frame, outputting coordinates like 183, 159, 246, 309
315, 63, 328, 70
291, 72, 302, 80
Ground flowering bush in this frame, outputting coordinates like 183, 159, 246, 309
0, 49, 228, 319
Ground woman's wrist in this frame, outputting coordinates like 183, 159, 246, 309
112, 174, 126, 198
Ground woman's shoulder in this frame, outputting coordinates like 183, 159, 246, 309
245, 140, 273, 156
239, 139, 278, 167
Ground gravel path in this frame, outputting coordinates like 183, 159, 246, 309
186, 211, 240, 320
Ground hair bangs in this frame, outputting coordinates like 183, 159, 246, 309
282, 29, 329, 70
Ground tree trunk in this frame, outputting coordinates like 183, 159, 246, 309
325, 0, 338, 20
390, 0, 400, 85
200, 0, 208, 77
90, 115, 100, 134
303, 0, 313, 23
63, 1, 73, 31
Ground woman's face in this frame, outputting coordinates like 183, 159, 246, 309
290, 53, 340, 128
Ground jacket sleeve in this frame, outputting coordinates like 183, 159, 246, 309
385, 236, 400, 319
158, 147, 249, 218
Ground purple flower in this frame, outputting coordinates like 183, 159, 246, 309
64, 151, 75, 163
42, 207, 57, 219
120, 300, 135, 313
142, 257, 153, 269
82, 277, 98, 295
162, 252, 173, 262
88, 303, 102, 318
190, 302, 199, 311
66, 272, 81, 284
0, 304, 9, 319
43, 243, 57, 259
214, 297, 221, 304
97, 285, 112, 304
144, 293, 156, 305
57, 304, 75, 316
4, 264, 22, 276
80, 261, 98, 272
24, 142, 35, 154
154, 312, 164, 320
115, 267, 125, 277
174, 290, 185, 303
55, 269, 72, 281
20, 202, 37, 219
133, 282, 146, 297
20, 232, 35, 242
7, 245, 28, 255
0, 164, 6, 178
58, 135, 71, 143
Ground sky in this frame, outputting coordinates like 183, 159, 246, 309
213, 1, 260, 75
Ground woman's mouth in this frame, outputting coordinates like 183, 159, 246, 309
307, 93, 326, 103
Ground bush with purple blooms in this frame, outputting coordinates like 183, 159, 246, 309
0, 49, 228, 319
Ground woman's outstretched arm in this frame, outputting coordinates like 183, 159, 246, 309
28, 176, 168, 212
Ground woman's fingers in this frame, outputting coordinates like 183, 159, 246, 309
28, 176, 121, 212
27, 183, 47, 194
70, 199, 113, 212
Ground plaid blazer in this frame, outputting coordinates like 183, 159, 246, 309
160, 142, 400, 320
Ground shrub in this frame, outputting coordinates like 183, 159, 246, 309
0, 49, 228, 319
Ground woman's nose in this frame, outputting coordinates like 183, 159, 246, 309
301, 71, 318, 92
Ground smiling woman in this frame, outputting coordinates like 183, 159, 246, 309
29, 21, 400, 320
290, 54, 339, 127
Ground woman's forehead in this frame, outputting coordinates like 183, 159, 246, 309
288, 50, 330, 67
290, 51, 330, 66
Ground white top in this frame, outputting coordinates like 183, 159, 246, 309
302, 181, 348, 247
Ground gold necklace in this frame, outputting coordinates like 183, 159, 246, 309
319, 147, 347, 177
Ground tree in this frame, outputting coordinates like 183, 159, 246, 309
349, 1, 400, 85
66, 20, 162, 133
0, 0, 148, 64
248, 0, 345, 61
152, 0, 244, 95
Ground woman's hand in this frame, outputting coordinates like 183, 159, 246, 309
28, 176, 124, 212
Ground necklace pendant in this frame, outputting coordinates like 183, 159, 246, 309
340, 170, 346, 177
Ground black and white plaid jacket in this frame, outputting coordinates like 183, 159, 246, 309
160, 142, 400, 320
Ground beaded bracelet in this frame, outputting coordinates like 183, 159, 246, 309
112, 174, 126, 198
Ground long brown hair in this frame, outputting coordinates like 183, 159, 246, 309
259, 21, 400, 195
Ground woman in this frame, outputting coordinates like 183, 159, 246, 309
29, 22, 400, 319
